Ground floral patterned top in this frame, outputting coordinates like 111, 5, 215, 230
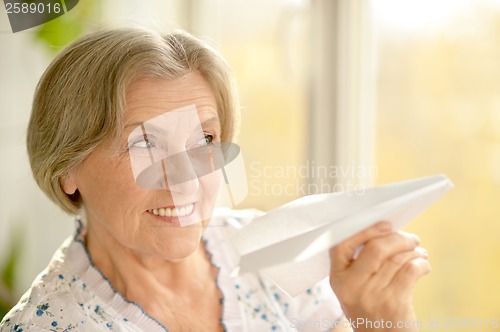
0, 209, 343, 332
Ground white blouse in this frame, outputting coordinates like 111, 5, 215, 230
0, 209, 343, 331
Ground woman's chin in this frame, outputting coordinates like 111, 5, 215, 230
153, 228, 205, 260
157, 243, 201, 261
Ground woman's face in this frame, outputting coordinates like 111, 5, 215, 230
71, 72, 222, 260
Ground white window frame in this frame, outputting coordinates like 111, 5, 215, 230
308, 0, 377, 189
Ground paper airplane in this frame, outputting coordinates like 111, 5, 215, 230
230, 174, 453, 296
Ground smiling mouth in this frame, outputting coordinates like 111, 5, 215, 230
148, 203, 194, 217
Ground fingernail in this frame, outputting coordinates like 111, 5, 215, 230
376, 222, 392, 232
412, 234, 421, 245
417, 247, 429, 258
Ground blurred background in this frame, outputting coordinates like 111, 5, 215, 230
1, 0, 499, 329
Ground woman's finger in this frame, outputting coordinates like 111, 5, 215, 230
367, 247, 428, 291
348, 231, 420, 278
385, 256, 432, 298
330, 222, 393, 273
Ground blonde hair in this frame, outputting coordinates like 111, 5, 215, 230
27, 27, 240, 214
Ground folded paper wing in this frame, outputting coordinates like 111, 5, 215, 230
230, 174, 453, 296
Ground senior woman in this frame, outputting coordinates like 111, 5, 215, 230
1, 28, 429, 332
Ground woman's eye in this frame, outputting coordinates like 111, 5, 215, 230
129, 138, 156, 149
198, 134, 214, 146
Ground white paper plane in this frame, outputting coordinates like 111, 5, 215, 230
230, 174, 453, 296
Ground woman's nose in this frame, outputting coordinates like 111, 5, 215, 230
134, 150, 200, 195
168, 176, 199, 196
163, 151, 199, 195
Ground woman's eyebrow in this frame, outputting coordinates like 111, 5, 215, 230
125, 122, 144, 130
201, 117, 221, 129
125, 116, 219, 129
124, 116, 220, 142
125, 123, 166, 139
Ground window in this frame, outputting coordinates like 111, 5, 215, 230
374, 0, 500, 322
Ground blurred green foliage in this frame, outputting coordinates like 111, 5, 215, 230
0, 229, 22, 319
33, 0, 99, 53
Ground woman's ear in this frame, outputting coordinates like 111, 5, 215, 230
61, 172, 78, 195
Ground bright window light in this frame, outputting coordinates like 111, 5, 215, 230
372, 0, 473, 32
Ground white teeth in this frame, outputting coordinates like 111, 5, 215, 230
150, 204, 194, 217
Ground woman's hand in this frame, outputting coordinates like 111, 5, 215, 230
329, 222, 430, 332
